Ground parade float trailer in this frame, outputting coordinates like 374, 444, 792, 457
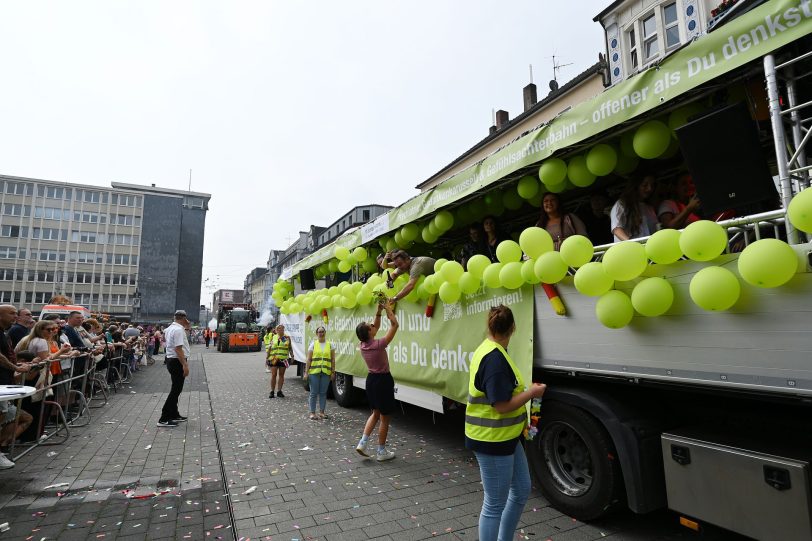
279, 2, 812, 538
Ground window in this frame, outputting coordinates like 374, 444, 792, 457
106, 253, 137, 265
185, 197, 204, 209
30, 249, 65, 262
81, 190, 100, 203
33, 227, 66, 241
45, 186, 65, 199
628, 27, 638, 69
663, 2, 680, 49
117, 194, 140, 207
2, 203, 30, 217
109, 294, 130, 306
5, 182, 33, 195
26, 292, 51, 304
71, 230, 106, 243
28, 270, 56, 282
34, 206, 71, 220
109, 233, 138, 246
363, 210, 370, 221
0, 247, 17, 259
110, 214, 140, 226
0, 291, 21, 303
0, 269, 18, 281
70, 251, 103, 264
73, 211, 106, 224
642, 13, 658, 62
106, 273, 133, 285
0, 225, 27, 238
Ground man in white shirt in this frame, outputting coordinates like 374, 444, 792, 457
157, 310, 191, 428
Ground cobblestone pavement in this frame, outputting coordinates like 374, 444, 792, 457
0, 346, 746, 541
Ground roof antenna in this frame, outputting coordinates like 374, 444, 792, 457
529, 64, 534, 84
548, 54, 573, 92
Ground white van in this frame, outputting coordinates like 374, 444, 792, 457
38, 304, 92, 321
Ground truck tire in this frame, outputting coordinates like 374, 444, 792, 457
332, 372, 361, 408
527, 401, 624, 521
221, 334, 229, 353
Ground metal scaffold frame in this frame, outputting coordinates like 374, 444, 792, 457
765, 50, 812, 244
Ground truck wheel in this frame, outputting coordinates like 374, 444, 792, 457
221, 334, 229, 353
527, 401, 624, 521
332, 372, 360, 408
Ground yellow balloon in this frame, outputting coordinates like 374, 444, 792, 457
439, 282, 461, 304
534, 251, 568, 284
788, 187, 812, 233
521, 259, 541, 285
631, 277, 674, 316
680, 220, 727, 262
499, 262, 525, 289
646, 229, 683, 265
689, 266, 740, 311
334, 246, 350, 260
467, 254, 491, 279
603, 241, 648, 281
737, 239, 798, 288
574, 262, 614, 296
559, 235, 593, 268
483, 263, 504, 289
519, 227, 554, 259
459, 272, 481, 294
596, 290, 634, 329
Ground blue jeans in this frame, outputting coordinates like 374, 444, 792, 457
474, 442, 531, 541
308, 373, 331, 413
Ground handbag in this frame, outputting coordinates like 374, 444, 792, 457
31, 367, 53, 403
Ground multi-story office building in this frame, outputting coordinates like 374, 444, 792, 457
0, 174, 210, 322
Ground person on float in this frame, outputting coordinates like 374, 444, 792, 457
658, 174, 701, 229
535, 192, 588, 250
610, 175, 658, 242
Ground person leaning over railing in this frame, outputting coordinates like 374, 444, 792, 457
0, 304, 34, 468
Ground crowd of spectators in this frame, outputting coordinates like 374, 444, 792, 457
0, 307, 169, 469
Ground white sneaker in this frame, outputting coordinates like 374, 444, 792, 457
376, 449, 395, 462
356, 442, 370, 457
0, 453, 15, 469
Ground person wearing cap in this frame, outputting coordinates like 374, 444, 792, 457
157, 310, 191, 428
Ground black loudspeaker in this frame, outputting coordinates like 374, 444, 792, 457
299, 268, 315, 290
675, 102, 778, 216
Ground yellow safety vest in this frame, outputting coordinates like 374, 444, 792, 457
465, 339, 527, 443
269, 334, 290, 360
309, 341, 332, 375
263, 332, 273, 349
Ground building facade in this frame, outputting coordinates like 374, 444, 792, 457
244, 267, 267, 309
0, 175, 210, 322
316, 205, 390, 247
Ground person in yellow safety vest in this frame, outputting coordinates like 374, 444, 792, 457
465, 305, 546, 541
267, 325, 292, 399
304, 326, 335, 420
262, 326, 274, 373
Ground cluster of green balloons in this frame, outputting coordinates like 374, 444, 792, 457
788, 186, 812, 234
584, 219, 800, 328
271, 279, 293, 306
536, 104, 707, 195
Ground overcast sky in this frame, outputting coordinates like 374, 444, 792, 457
0, 1, 609, 304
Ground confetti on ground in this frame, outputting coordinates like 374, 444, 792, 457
243, 486, 257, 495
43, 483, 69, 489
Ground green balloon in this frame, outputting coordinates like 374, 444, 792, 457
659, 137, 681, 159
538, 158, 567, 187
517, 175, 540, 200
645, 229, 683, 264
527, 188, 545, 208
438, 281, 461, 304
483, 262, 504, 289
503, 189, 524, 210
680, 220, 727, 261
690, 266, 740, 311
633, 120, 672, 159
401, 223, 418, 242
378, 237, 389, 250
519, 227, 554, 259
343, 295, 357, 309
613, 152, 639, 175
560, 235, 594, 268
574, 262, 614, 296
668, 102, 704, 133
737, 239, 798, 288
631, 277, 674, 317
386, 238, 398, 252
434, 258, 448, 273
546, 180, 567, 194
603, 241, 647, 281
335, 246, 350, 260
620, 131, 636, 157
467, 254, 491, 279
586, 144, 618, 177
440, 260, 465, 284
434, 210, 454, 232
423, 274, 441, 295
366, 274, 382, 288
521, 259, 541, 285
596, 290, 634, 329
469, 199, 487, 219
787, 186, 812, 233
422, 227, 438, 244
485, 193, 505, 216
352, 246, 368, 262
352, 281, 363, 293
496, 240, 522, 264
459, 271, 481, 294
328, 260, 339, 273
337, 260, 352, 273
499, 262, 525, 290
362, 257, 378, 273
534, 251, 568, 283
567, 155, 597, 188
